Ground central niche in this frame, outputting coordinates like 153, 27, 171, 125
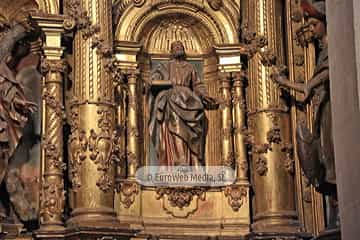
138, 13, 222, 167
141, 14, 214, 55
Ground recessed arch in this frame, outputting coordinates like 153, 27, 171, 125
115, 2, 239, 45
35, 0, 60, 14
0, 0, 59, 22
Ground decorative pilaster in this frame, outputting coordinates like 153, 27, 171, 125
40, 58, 66, 231
245, 0, 301, 236
66, 0, 120, 228
219, 72, 234, 168
34, 15, 66, 233
126, 71, 139, 179
216, 46, 251, 235
232, 71, 249, 182
113, 41, 142, 228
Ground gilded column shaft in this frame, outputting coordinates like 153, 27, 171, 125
116, 82, 127, 180
220, 73, 234, 168
246, 0, 300, 233
127, 72, 139, 179
232, 72, 248, 182
40, 58, 66, 230
34, 15, 68, 232
67, 0, 119, 227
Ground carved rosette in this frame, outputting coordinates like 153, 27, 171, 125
224, 185, 247, 211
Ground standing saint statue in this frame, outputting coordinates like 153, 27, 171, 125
149, 41, 218, 167
272, 0, 335, 193
0, 17, 41, 223
271, 0, 339, 228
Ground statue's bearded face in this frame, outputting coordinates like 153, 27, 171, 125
171, 42, 185, 59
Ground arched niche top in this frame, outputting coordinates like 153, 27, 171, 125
142, 13, 215, 55
0, 0, 59, 21
115, 1, 239, 46
35, 0, 60, 14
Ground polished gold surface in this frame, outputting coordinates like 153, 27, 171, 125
0, 0, 332, 239
244, 0, 301, 234
37, 15, 66, 231
66, 0, 120, 229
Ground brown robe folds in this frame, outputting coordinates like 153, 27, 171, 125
296, 47, 336, 192
149, 60, 208, 166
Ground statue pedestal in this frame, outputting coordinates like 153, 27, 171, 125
33, 225, 138, 240
116, 185, 251, 239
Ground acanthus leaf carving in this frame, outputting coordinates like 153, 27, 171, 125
255, 155, 268, 176
224, 185, 247, 211
116, 181, 139, 209
40, 180, 65, 223
64, 0, 100, 39
267, 126, 282, 145
241, 23, 268, 58
156, 187, 206, 210
42, 88, 65, 119
42, 138, 66, 172
281, 143, 295, 175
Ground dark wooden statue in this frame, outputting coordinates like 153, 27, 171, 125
271, 0, 339, 227
0, 17, 41, 224
149, 41, 218, 167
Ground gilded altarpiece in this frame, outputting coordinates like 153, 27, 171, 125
0, 0, 331, 239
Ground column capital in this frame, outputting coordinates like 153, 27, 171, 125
33, 15, 67, 61
41, 58, 68, 74
215, 44, 245, 73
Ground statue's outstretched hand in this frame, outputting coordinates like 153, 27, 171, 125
14, 98, 37, 114
270, 65, 289, 88
202, 95, 219, 110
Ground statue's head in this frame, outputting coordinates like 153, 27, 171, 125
301, 0, 327, 41
6, 39, 31, 69
170, 41, 186, 60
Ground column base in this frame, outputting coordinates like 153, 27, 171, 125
34, 227, 66, 240
38, 222, 65, 232
65, 226, 138, 240
249, 232, 312, 240
313, 228, 341, 240
0, 221, 24, 238
34, 226, 138, 240
66, 207, 122, 229
251, 211, 301, 233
